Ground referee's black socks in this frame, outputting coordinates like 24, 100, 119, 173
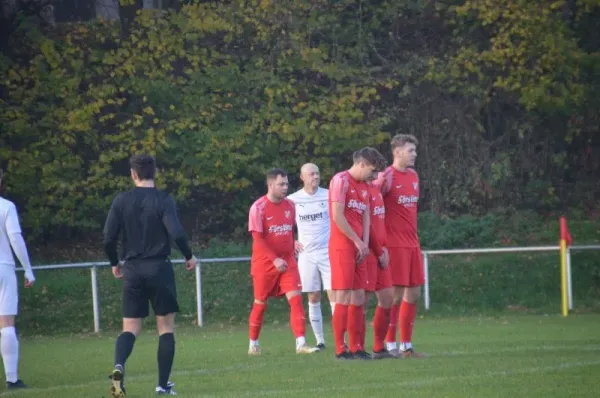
114, 331, 136, 371
157, 333, 175, 388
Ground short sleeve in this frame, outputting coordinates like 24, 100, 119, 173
248, 202, 264, 233
373, 170, 392, 195
329, 174, 348, 203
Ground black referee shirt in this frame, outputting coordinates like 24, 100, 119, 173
103, 187, 193, 266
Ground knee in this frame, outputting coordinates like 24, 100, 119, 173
308, 292, 321, 304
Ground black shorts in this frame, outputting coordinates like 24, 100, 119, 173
121, 259, 179, 318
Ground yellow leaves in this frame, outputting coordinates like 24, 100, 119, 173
143, 106, 155, 115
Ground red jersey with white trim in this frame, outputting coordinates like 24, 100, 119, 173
368, 184, 387, 253
328, 171, 370, 251
248, 196, 295, 272
373, 166, 420, 248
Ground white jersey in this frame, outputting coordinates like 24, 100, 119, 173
287, 187, 330, 252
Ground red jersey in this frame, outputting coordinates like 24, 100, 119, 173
368, 184, 386, 256
248, 196, 295, 273
328, 171, 370, 251
373, 166, 420, 247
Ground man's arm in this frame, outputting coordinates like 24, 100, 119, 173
162, 196, 193, 261
362, 201, 370, 247
103, 195, 122, 267
331, 202, 362, 244
251, 232, 278, 262
5, 204, 35, 283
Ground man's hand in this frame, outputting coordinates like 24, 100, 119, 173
24, 277, 34, 288
378, 247, 389, 269
112, 265, 123, 279
354, 239, 369, 265
273, 257, 288, 273
294, 241, 304, 256
186, 255, 198, 271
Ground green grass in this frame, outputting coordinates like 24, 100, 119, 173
5, 314, 600, 397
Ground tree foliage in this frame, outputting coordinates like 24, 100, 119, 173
1, 0, 599, 240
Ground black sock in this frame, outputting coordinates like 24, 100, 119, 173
114, 332, 136, 370
157, 333, 175, 388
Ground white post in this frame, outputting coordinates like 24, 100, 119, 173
195, 262, 203, 327
566, 248, 573, 310
91, 265, 101, 333
423, 252, 430, 310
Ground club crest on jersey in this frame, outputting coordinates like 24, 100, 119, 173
413, 182, 419, 190
361, 190, 367, 198
319, 201, 326, 208
285, 210, 291, 219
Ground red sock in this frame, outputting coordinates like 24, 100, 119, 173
348, 305, 363, 353
288, 295, 306, 338
385, 304, 400, 343
333, 304, 348, 355
373, 306, 390, 352
400, 300, 417, 344
358, 305, 366, 351
249, 301, 267, 340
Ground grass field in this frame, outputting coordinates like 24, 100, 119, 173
4, 314, 600, 397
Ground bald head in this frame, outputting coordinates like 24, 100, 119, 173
300, 163, 320, 193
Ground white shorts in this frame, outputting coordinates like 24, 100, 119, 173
0, 267, 18, 316
297, 248, 331, 292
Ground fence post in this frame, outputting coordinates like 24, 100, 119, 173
91, 265, 101, 332
566, 247, 573, 310
195, 262, 203, 327
423, 252, 430, 310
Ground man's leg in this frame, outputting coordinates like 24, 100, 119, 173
398, 248, 426, 357
249, 272, 275, 355
399, 286, 422, 356
307, 291, 325, 347
111, 271, 148, 398
372, 287, 393, 358
248, 298, 267, 355
299, 252, 325, 346
156, 314, 176, 391
333, 289, 351, 357
111, 318, 143, 397
385, 286, 404, 352
348, 289, 367, 357
285, 290, 317, 353
0, 272, 24, 388
0, 315, 22, 387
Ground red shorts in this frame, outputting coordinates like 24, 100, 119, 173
329, 249, 367, 290
252, 257, 302, 301
388, 247, 425, 287
365, 251, 393, 293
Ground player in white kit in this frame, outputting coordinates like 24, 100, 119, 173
288, 163, 335, 349
0, 168, 35, 389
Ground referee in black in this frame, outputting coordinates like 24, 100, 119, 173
103, 154, 197, 397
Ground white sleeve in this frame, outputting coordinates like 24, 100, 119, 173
5, 204, 35, 281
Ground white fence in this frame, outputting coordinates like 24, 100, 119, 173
17, 245, 600, 333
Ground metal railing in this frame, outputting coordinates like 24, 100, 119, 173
17, 245, 600, 332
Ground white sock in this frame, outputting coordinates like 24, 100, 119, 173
295, 336, 306, 349
308, 302, 325, 345
1, 327, 19, 383
386, 341, 398, 351
330, 301, 336, 315
249, 339, 259, 347
400, 342, 412, 351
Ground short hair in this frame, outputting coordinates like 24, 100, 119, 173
352, 147, 387, 171
391, 134, 418, 150
266, 168, 287, 182
129, 154, 156, 180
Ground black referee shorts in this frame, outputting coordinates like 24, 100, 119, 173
121, 259, 180, 319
